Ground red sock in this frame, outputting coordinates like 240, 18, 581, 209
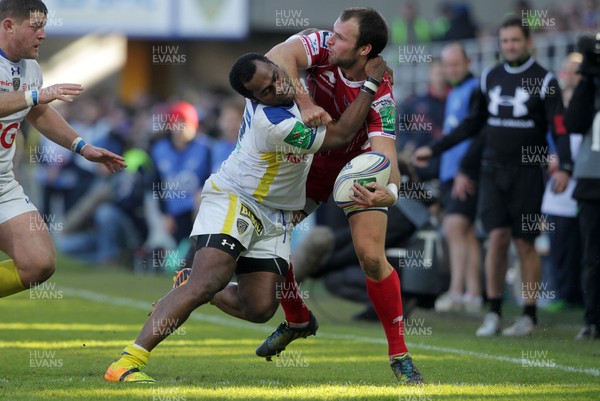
366, 269, 408, 358
280, 262, 311, 324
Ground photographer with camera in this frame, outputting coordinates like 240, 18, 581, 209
564, 34, 600, 340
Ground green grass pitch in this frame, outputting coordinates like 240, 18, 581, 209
0, 256, 598, 401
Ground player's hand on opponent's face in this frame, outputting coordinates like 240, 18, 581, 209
39, 84, 84, 104
80, 145, 127, 173
364, 56, 388, 82
301, 103, 332, 127
451, 172, 475, 201
349, 181, 396, 208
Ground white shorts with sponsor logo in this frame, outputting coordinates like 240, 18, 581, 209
0, 171, 38, 224
190, 176, 292, 262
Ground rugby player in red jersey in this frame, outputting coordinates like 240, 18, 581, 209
256, 7, 422, 384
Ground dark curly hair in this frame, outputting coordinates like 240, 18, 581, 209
229, 52, 274, 99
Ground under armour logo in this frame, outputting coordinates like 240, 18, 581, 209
488, 86, 529, 117
392, 315, 403, 324
11, 67, 20, 76
221, 239, 235, 250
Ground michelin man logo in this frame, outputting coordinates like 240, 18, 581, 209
488, 86, 529, 117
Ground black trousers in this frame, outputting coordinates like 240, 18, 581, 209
547, 215, 583, 304
578, 200, 600, 326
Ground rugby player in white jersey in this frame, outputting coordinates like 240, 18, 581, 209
0, 0, 126, 299
104, 52, 387, 383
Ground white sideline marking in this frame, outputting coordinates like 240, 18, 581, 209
62, 287, 600, 377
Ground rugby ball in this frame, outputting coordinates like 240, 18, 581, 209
333, 152, 391, 210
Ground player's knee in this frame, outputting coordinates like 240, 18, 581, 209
443, 217, 468, 240
185, 278, 228, 307
17, 253, 56, 286
357, 251, 384, 280
37, 261, 55, 283
488, 229, 511, 252
442, 224, 454, 240
244, 303, 277, 323
514, 237, 535, 255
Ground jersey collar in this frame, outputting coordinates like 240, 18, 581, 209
0, 48, 19, 64
337, 67, 363, 88
503, 56, 535, 74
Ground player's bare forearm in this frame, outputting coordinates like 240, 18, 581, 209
370, 136, 400, 186
389, 154, 401, 187
26, 104, 79, 149
267, 39, 329, 126
266, 40, 308, 101
266, 39, 309, 83
294, 90, 316, 110
1, 83, 84, 119
0, 91, 34, 118
26, 103, 126, 172
321, 56, 388, 150
320, 89, 375, 150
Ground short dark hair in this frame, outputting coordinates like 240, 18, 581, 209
499, 15, 530, 39
229, 52, 273, 99
340, 7, 388, 59
0, 0, 48, 23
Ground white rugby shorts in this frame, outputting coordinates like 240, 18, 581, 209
0, 171, 38, 224
190, 176, 293, 262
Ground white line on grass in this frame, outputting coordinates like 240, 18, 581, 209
62, 287, 600, 378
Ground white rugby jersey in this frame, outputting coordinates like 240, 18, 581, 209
0, 52, 43, 175
215, 99, 326, 210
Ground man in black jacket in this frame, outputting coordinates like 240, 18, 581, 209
414, 16, 572, 337
563, 44, 600, 340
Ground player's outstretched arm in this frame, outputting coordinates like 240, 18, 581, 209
267, 37, 331, 126
413, 85, 488, 169
26, 104, 127, 173
0, 83, 83, 119
319, 56, 388, 151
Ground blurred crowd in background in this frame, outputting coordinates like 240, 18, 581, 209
11, 0, 598, 321
17, 90, 245, 270
390, 0, 600, 43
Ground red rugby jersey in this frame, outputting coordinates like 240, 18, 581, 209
296, 30, 396, 158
